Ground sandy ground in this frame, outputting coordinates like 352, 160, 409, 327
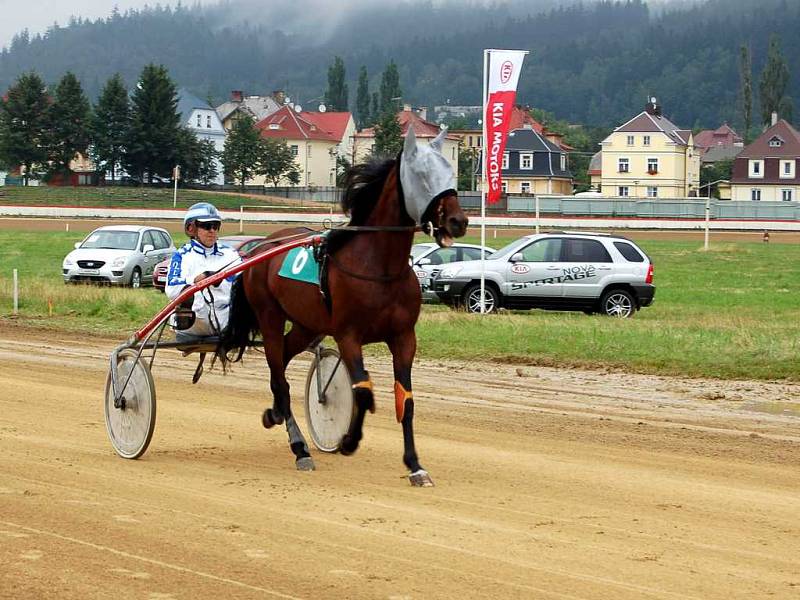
1, 325, 798, 599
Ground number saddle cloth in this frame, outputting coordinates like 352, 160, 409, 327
277, 230, 333, 310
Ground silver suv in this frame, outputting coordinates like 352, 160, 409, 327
432, 231, 654, 317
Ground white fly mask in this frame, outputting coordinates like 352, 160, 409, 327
399, 127, 457, 228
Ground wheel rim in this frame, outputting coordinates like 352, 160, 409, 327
131, 271, 141, 288
467, 288, 495, 313
304, 348, 355, 453
604, 293, 633, 317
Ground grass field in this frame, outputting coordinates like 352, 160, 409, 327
1, 227, 799, 380
0, 185, 328, 210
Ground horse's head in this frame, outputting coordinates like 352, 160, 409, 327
400, 128, 468, 247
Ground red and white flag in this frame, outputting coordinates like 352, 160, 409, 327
484, 50, 527, 204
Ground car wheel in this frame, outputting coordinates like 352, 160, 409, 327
463, 283, 499, 314
600, 289, 635, 318
129, 268, 142, 289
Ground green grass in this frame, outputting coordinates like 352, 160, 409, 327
0, 185, 327, 210
1, 230, 799, 380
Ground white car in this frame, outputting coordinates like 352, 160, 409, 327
410, 242, 495, 301
62, 225, 175, 288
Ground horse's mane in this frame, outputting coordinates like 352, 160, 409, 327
340, 158, 396, 225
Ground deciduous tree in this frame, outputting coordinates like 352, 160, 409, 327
221, 114, 262, 188
379, 60, 402, 114
372, 110, 403, 158
259, 138, 300, 187
324, 56, 348, 112
355, 66, 370, 129
738, 46, 752, 139
759, 34, 792, 126
176, 128, 218, 185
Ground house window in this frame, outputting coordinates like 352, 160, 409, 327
196, 114, 201, 127
647, 158, 658, 174
769, 136, 784, 147
307, 145, 312, 157
268, 123, 280, 130
780, 160, 795, 178
476, 136, 482, 148
782, 189, 793, 202
626, 135, 634, 146
618, 186, 629, 197
643, 135, 651, 146
502, 152, 509, 170
618, 158, 629, 173
501, 181, 507, 193
206, 115, 212, 128
647, 186, 658, 198
560, 154, 566, 171
452, 147, 456, 160
520, 181, 531, 194
751, 188, 761, 201
748, 160, 763, 178
468, 136, 473, 146
290, 145, 298, 156
520, 153, 533, 169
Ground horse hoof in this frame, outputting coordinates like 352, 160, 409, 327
296, 457, 315, 471
262, 408, 283, 429
409, 469, 434, 487
339, 434, 359, 456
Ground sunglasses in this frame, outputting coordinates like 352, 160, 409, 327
197, 221, 221, 231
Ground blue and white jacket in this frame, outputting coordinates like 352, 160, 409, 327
165, 239, 242, 337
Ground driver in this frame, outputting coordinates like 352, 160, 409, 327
166, 202, 242, 337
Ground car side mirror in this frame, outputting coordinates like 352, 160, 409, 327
510, 252, 524, 263
74, 242, 81, 249
416, 257, 432, 266
142, 244, 155, 254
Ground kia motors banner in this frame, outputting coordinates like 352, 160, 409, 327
484, 50, 527, 204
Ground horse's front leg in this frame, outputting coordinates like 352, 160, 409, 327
388, 330, 433, 487
337, 335, 374, 456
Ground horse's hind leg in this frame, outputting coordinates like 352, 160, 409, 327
388, 331, 433, 487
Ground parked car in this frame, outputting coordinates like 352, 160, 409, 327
410, 242, 495, 302
62, 225, 175, 288
432, 231, 654, 317
152, 235, 267, 292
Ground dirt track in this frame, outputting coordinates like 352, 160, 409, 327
1, 325, 799, 599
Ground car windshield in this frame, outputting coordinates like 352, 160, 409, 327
410, 244, 431, 261
81, 230, 139, 250
486, 238, 532, 260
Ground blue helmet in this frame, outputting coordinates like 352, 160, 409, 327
184, 202, 221, 229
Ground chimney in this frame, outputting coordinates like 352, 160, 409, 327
272, 90, 286, 105
645, 96, 661, 117
772, 111, 778, 126
231, 90, 243, 103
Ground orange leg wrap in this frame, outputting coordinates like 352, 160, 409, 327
394, 381, 413, 422
352, 379, 375, 413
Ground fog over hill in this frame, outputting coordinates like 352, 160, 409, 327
0, 0, 796, 129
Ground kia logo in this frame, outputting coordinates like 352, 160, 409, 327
500, 61, 513, 84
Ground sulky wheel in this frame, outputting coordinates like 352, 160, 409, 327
105, 348, 157, 459
304, 346, 355, 453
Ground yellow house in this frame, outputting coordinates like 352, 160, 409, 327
599, 99, 700, 198
254, 106, 356, 187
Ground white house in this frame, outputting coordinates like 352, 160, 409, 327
178, 89, 226, 185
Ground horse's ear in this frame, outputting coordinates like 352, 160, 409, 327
431, 127, 447, 152
403, 127, 418, 157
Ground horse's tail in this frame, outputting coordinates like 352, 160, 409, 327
217, 275, 259, 370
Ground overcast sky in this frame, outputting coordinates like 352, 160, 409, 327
0, 0, 202, 49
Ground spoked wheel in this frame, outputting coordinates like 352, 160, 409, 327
105, 349, 156, 459
463, 283, 498, 314
304, 346, 355, 453
600, 289, 635, 318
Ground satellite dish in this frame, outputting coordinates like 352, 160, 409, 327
439, 123, 447, 130
284, 96, 291, 104
319, 104, 327, 113
294, 104, 302, 113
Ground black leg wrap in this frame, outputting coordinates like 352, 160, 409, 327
291, 441, 311, 459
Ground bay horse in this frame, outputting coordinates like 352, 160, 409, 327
222, 129, 467, 486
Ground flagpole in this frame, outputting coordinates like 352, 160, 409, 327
480, 49, 489, 315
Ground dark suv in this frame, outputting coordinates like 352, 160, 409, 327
432, 232, 655, 317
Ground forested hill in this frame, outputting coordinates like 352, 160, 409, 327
1, 0, 798, 129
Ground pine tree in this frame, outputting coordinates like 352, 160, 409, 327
221, 114, 263, 189
759, 34, 792, 126
324, 56, 349, 112
379, 60, 402, 114
91, 74, 130, 181
355, 66, 370, 129
738, 46, 752, 139
373, 110, 403, 158
0, 72, 50, 185
258, 138, 300, 187
371, 92, 379, 126
47, 72, 92, 179
124, 63, 181, 183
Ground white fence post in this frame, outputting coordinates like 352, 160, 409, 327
13, 269, 18, 315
